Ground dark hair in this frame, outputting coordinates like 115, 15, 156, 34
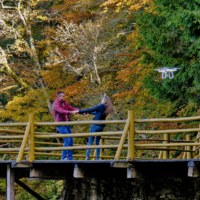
57, 91, 64, 98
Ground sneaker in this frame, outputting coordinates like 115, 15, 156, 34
61, 157, 69, 161
85, 157, 89, 160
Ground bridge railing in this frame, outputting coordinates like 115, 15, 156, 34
114, 113, 200, 161
0, 123, 28, 158
1, 111, 200, 162
0, 118, 128, 161
32, 117, 127, 162
9, 114, 128, 162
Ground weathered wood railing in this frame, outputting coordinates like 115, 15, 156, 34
114, 112, 200, 161
1, 110, 200, 162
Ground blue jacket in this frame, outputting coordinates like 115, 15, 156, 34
79, 104, 107, 127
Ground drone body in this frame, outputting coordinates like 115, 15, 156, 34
154, 67, 181, 79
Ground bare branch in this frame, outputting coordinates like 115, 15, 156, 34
0, 85, 18, 93
0, 47, 32, 90
0, 0, 17, 10
18, 0, 27, 27
50, 20, 109, 85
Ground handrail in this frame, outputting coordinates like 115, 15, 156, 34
0, 123, 27, 127
0, 140, 23, 143
34, 142, 81, 146
0, 130, 56, 135
135, 128, 200, 134
35, 144, 128, 151
34, 131, 123, 139
34, 120, 126, 126
0, 148, 29, 152
134, 116, 200, 123
135, 143, 200, 147
135, 148, 193, 152
135, 139, 194, 143
0, 129, 25, 134
0, 135, 24, 139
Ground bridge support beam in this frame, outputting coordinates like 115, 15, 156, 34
73, 164, 84, 178
6, 164, 15, 200
188, 161, 199, 177
12, 162, 33, 168
127, 167, 140, 178
15, 179, 45, 200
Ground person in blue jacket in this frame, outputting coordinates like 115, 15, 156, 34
77, 96, 114, 160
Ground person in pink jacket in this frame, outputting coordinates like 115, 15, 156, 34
52, 91, 79, 160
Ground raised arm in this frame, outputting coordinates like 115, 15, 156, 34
79, 104, 104, 114
88, 111, 97, 115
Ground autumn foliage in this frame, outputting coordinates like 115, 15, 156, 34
0, 0, 200, 197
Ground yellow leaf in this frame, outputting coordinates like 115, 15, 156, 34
36, 15, 48, 20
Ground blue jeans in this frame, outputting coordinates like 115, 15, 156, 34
86, 125, 104, 160
56, 126, 73, 160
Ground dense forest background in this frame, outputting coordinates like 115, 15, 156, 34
0, 0, 200, 199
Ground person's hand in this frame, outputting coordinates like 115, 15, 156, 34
71, 110, 79, 114
70, 111, 75, 115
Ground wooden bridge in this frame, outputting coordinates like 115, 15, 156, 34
1, 110, 200, 199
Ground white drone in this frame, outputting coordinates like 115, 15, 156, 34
154, 67, 181, 79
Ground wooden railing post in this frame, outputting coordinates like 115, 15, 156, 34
198, 113, 200, 159
29, 114, 35, 162
158, 151, 163, 159
163, 134, 169, 159
93, 150, 96, 160
186, 134, 192, 159
100, 138, 104, 160
197, 124, 200, 158
115, 118, 130, 161
127, 110, 135, 161
183, 146, 187, 159
193, 130, 199, 158
17, 122, 31, 162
